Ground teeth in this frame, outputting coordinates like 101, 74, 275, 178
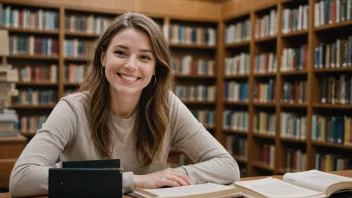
120, 74, 138, 82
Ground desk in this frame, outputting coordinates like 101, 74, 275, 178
0, 170, 351, 198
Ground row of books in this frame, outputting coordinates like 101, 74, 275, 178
190, 110, 215, 128
254, 9, 277, 39
19, 64, 57, 83
253, 79, 275, 103
64, 64, 88, 83
174, 85, 216, 102
225, 19, 251, 44
281, 45, 308, 72
315, 153, 352, 172
224, 81, 249, 102
171, 56, 215, 76
9, 36, 58, 56
165, 24, 217, 46
254, 112, 276, 136
314, 0, 352, 27
282, 5, 309, 34
282, 80, 308, 104
225, 135, 247, 158
224, 53, 250, 76
18, 115, 47, 134
65, 14, 112, 34
223, 110, 249, 131
64, 39, 93, 58
0, 4, 58, 30
10, 89, 57, 105
285, 149, 307, 173
320, 75, 352, 104
0, 109, 19, 137
311, 115, 352, 145
314, 37, 352, 69
261, 144, 275, 168
254, 53, 277, 74
280, 112, 307, 140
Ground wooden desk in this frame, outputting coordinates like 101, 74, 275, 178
0, 170, 351, 198
0, 135, 27, 188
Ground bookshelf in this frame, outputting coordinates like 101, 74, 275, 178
223, 0, 352, 177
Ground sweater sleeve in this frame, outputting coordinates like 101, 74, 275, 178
169, 92, 240, 185
9, 100, 78, 197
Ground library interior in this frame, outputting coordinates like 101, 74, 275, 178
1, 0, 352, 196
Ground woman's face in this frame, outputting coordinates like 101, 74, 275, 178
101, 28, 156, 99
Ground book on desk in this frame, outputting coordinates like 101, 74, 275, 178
133, 170, 352, 198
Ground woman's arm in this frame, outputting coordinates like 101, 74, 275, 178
10, 100, 78, 197
169, 92, 240, 185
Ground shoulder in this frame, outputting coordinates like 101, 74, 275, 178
59, 92, 90, 113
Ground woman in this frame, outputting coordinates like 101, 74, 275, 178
10, 12, 240, 197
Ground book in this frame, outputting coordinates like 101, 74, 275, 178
133, 183, 243, 198
234, 170, 352, 198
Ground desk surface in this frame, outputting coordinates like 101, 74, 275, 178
1, 170, 351, 198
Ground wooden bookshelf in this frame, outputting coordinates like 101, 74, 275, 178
222, 0, 352, 177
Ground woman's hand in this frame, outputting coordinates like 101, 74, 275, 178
133, 168, 192, 189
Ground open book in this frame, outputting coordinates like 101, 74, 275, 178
235, 170, 352, 198
133, 183, 242, 198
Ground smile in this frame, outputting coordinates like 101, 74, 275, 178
118, 73, 140, 82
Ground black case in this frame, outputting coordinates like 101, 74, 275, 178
49, 159, 122, 198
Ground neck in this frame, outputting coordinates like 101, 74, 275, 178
110, 91, 141, 119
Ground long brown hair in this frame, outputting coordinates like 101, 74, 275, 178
79, 12, 173, 168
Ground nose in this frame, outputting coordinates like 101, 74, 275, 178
124, 56, 138, 71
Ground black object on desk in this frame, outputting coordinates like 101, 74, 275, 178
49, 159, 122, 198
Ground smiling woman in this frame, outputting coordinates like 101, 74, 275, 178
9, 12, 240, 197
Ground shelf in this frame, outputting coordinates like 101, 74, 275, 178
313, 67, 352, 73
313, 103, 352, 109
223, 129, 248, 135
233, 155, 247, 163
16, 81, 58, 86
225, 41, 250, 48
3, 27, 59, 35
0, 135, 27, 143
314, 20, 352, 32
64, 57, 89, 61
281, 29, 308, 38
280, 103, 307, 108
9, 104, 56, 109
280, 137, 306, 144
252, 133, 275, 140
223, 74, 249, 79
169, 43, 216, 49
181, 101, 215, 105
253, 102, 276, 107
254, 35, 277, 43
174, 74, 216, 79
64, 82, 82, 86
20, 131, 36, 137
205, 126, 216, 131
253, 72, 276, 78
252, 161, 274, 171
7, 55, 59, 60
65, 31, 100, 37
280, 70, 307, 76
312, 141, 352, 150
224, 101, 249, 106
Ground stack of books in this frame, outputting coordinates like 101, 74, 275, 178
0, 64, 19, 137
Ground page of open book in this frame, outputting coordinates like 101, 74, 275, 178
283, 170, 352, 194
235, 177, 324, 198
138, 183, 236, 197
